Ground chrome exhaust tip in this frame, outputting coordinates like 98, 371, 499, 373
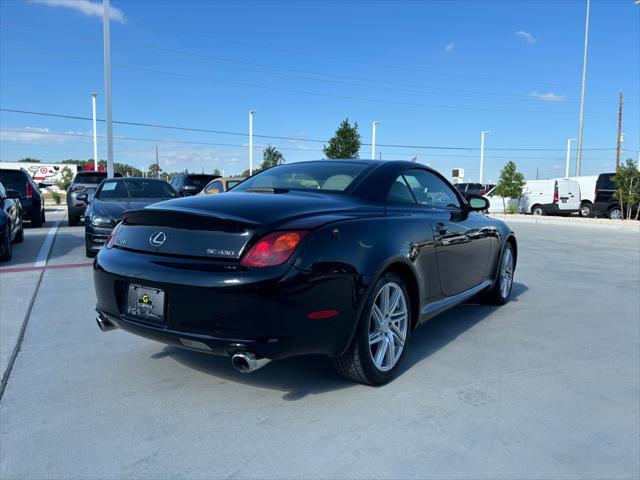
96, 315, 118, 332
231, 352, 270, 373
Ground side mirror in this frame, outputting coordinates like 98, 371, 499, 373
5, 189, 21, 199
77, 193, 89, 203
468, 195, 489, 211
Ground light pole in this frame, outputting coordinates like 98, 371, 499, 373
249, 110, 255, 175
576, 0, 590, 176
90, 93, 98, 171
565, 138, 575, 177
479, 130, 490, 184
371, 121, 381, 160
102, 0, 114, 177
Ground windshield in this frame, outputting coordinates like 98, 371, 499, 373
235, 162, 370, 192
96, 179, 178, 200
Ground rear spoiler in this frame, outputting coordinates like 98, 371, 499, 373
123, 207, 260, 230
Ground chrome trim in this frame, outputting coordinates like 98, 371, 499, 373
231, 352, 271, 373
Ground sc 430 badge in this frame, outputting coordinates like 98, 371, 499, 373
206, 248, 235, 257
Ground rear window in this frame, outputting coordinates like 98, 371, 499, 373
597, 174, 615, 190
96, 180, 178, 200
184, 175, 217, 189
73, 172, 107, 184
0, 170, 28, 194
235, 162, 370, 192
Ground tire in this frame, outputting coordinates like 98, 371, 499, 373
31, 207, 42, 228
531, 205, 545, 216
68, 214, 80, 227
333, 272, 412, 385
609, 206, 622, 220
479, 243, 515, 306
13, 218, 24, 244
86, 246, 97, 258
579, 203, 593, 218
0, 227, 12, 261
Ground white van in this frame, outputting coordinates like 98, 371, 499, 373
522, 179, 581, 215
565, 175, 598, 217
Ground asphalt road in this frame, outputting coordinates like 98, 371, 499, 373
1, 211, 638, 479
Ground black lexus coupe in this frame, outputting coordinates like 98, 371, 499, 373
93, 160, 517, 385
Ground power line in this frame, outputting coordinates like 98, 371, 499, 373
1, 108, 624, 152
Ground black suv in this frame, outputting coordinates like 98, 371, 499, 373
454, 182, 486, 200
170, 173, 219, 196
0, 168, 46, 227
594, 172, 639, 220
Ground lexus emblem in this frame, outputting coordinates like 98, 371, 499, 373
149, 231, 166, 247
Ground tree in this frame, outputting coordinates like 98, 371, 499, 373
495, 161, 526, 214
18, 157, 40, 163
612, 158, 640, 220
55, 166, 75, 191
147, 163, 163, 179
213, 168, 221, 176
323, 118, 361, 159
260, 145, 285, 171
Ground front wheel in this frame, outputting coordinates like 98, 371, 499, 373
333, 272, 411, 385
479, 243, 515, 305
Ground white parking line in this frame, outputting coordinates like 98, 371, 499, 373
34, 221, 61, 268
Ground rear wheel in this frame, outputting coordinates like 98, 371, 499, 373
31, 207, 42, 228
0, 226, 12, 261
479, 243, 515, 306
13, 217, 24, 243
333, 272, 411, 385
609, 206, 622, 220
68, 214, 80, 227
579, 202, 593, 217
531, 205, 544, 216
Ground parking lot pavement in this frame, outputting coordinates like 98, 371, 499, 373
0, 221, 638, 479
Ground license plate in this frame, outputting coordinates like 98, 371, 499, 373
126, 284, 165, 323
561, 198, 567, 203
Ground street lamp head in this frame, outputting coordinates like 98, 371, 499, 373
249, 110, 256, 115
91, 92, 98, 97
372, 121, 381, 126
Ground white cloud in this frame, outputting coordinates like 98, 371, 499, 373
514, 30, 535, 44
29, 0, 126, 23
530, 91, 567, 102
444, 42, 455, 53
0, 127, 67, 144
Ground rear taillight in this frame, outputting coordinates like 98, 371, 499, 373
594, 186, 599, 202
240, 231, 307, 267
26, 182, 33, 199
69, 185, 86, 193
105, 222, 122, 249
553, 184, 559, 203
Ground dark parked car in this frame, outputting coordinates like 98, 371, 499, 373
454, 182, 486, 200
0, 168, 46, 227
0, 181, 24, 261
83, 177, 178, 257
593, 172, 638, 220
67, 171, 122, 226
93, 160, 517, 385
170, 173, 220, 196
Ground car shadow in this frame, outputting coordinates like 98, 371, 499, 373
160, 282, 529, 401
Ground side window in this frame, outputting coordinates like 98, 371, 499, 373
206, 181, 223, 193
0, 183, 6, 198
402, 169, 461, 209
387, 176, 416, 204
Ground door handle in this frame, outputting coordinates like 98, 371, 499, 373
434, 223, 448, 235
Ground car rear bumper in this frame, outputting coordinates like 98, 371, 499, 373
85, 224, 113, 252
93, 247, 363, 360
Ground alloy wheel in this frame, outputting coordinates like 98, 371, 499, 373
609, 208, 622, 220
368, 282, 409, 372
500, 248, 514, 299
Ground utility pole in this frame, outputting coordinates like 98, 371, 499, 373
565, 138, 575, 177
371, 121, 381, 160
249, 110, 255, 175
479, 130, 490, 184
90, 93, 98, 171
616, 91, 623, 169
576, 0, 590, 175
102, 0, 114, 178
155, 145, 160, 178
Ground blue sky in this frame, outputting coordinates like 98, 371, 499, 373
0, 0, 638, 181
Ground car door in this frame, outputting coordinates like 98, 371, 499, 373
402, 169, 494, 297
557, 179, 580, 211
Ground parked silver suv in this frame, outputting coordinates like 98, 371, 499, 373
66, 171, 121, 226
